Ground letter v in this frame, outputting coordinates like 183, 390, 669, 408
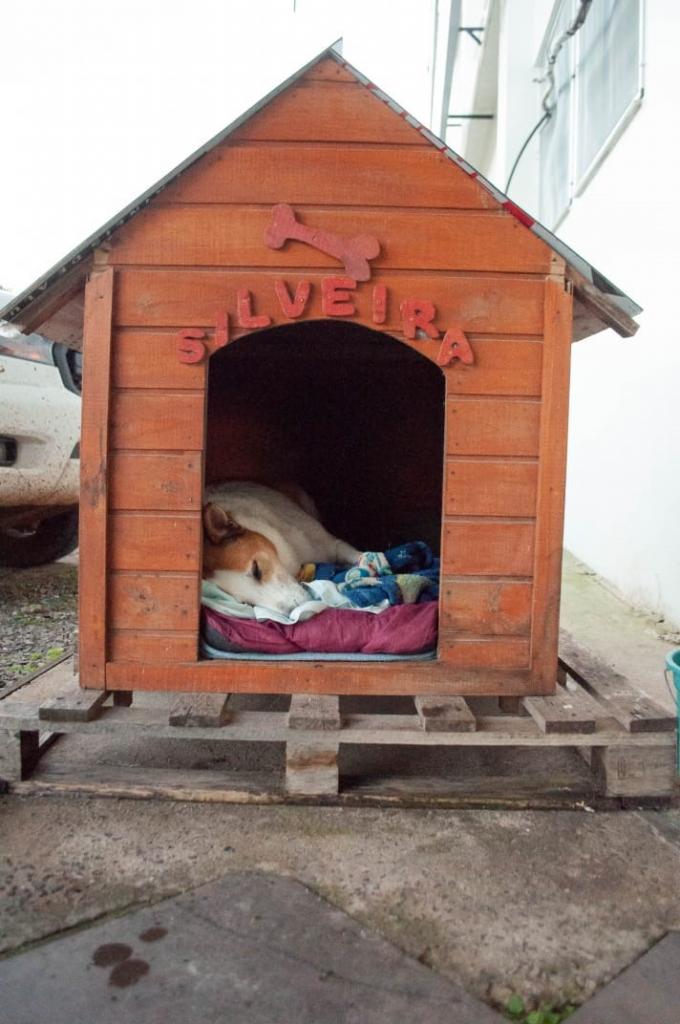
274, 279, 311, 319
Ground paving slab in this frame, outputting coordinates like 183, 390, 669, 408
3, 798, 680, 1011
0, 872, 501, 1024
570, 931, 680, 1024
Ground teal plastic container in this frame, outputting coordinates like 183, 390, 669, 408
665, 649, 680, 771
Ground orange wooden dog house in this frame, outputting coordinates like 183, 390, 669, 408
1, 47, 641, 699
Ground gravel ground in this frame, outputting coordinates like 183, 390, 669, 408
0, 560, 77, 689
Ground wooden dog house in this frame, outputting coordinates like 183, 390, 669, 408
1, 47, 641, 700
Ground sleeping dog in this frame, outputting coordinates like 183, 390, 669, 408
203, 481, 360, 615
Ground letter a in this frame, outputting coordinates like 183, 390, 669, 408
437, 327, 474, 366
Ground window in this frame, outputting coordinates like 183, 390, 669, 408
539, 1, 574, 229
538, 0, 644, 228
576, 0, 643, 185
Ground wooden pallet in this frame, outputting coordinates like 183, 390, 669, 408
0, 632, 676, 807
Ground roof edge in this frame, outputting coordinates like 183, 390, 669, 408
1, 41, 642, 342
328, 49, 642, 334
0, 41, 343, 328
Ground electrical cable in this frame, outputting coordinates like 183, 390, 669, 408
541, 0, 593, 116
504, 0, 593, 194
505, 110, 551, 194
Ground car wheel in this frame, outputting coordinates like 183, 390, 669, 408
0, 509, 79, 568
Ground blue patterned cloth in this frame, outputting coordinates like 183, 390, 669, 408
306, 541, 439, 609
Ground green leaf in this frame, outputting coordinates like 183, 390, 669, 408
47, 647, 65, 659
526, 1012, 545, 1024
506, 995, 525, 1017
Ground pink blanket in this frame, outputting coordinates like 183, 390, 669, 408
203, 602, 437, 656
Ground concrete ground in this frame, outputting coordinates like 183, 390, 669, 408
560, 550, 677, 713
0, 873, 502, 1023
1, 550, 679, 1017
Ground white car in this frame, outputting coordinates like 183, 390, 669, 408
0, 290, 81, 566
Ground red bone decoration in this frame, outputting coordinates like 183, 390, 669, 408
264, 203, 380, 282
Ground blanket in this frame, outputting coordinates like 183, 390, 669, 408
201, 541, 439, 624
201, 540, 439, 658
300, 541, 439, 608
203, 601, 438, 656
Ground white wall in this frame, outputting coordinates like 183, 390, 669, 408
462, 0, 680, 627
558, 2, 680, 627
462, 0, 552, 195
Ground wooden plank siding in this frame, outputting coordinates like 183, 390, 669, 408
444, 461, 538, 517
113, 269, 545, 335
107, 328, 206, 659
446, 398, 541, 456
110, 390, 205, 451
438, 638, 531, 670
440, 347, 542, 672
108, 631, 199, 665
88, 56, 568, 695
231, 79, 435, 145
441, 522, 535, 578
109, 452, 203, 511
158, 143, 498, 209
109, 513, 201, 572
108, 206, 551, 275
442, 339, 542, 397
109, 573, 199, 632
112, 331, 207, 390
440, 580, 533, 635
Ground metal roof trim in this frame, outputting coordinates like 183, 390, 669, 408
0, 40, 642, 331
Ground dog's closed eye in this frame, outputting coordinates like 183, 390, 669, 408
251, 560, 262, 582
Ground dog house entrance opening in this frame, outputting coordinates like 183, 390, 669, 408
201, 320, 444, 662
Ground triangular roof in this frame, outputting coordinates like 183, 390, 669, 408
0, 44, 641, 346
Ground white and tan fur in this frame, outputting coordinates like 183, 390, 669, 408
203, 481, 360, 614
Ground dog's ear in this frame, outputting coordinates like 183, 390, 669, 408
203, 503, 245, 544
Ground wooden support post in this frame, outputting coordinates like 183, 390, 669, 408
591, 745, 676, 799
530, 275, 572, 692
560, 631, 676, 733
79, 264, 114, 689
39, 686, 108, 724
288, 694, 340, 730
0, 729, 39, 782
498, 696, 522, 715
414, 695, 476, 732
286, 735, 339, 797
522, 684, 604, 734
286, 694, 340, 796
169, 693, 230, 727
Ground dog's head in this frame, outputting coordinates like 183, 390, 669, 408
202, 502, 309, 615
